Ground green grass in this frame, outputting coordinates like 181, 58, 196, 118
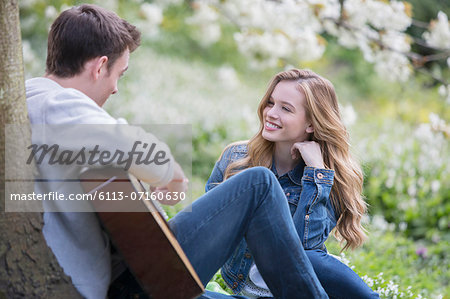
203, 228, 449, 298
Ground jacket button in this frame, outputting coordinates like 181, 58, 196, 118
238, 274, 244, 280
317, 173, 324, 179
233, 282, 238, 288
244, 253, 251, 258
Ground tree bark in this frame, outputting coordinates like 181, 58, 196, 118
0, 1, 82, 298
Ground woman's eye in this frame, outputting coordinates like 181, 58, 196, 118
283, 106, 291, 112
267, 101, 274, 106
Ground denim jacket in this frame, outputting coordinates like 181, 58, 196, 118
205, 144, 337, 294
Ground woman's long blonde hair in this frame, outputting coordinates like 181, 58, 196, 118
221, 69, 367, 250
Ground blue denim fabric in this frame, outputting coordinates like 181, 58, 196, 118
205, 144, 379, 298
169, 167, 329, 299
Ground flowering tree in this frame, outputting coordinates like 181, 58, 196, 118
20, 0, 449, 102
184, 0, 450, 101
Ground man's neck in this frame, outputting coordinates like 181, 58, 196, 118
45, 73, 100, 106
45, 73, 83, 91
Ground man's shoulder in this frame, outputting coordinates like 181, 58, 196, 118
26, 77, 116, 125
26, 77, 88, 102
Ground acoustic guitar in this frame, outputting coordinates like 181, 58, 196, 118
79, 167, 204, 299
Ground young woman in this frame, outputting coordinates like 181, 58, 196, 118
206, 69, 379, 298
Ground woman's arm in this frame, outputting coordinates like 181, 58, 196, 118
291, 141, 337, 249
205, 144, 246, 192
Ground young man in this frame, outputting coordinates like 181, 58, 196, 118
27, 4, 329, 299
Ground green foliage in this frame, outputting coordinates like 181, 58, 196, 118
208, 271, 233, 295
326, 228, 449, 298
355, 118, 449, 242
192, 123, 232, 180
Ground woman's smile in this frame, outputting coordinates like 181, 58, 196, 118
264, 121, 282, 131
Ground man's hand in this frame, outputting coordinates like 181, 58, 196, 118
151, 161, 188, 206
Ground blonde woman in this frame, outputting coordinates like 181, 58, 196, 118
206, 69, 379, 298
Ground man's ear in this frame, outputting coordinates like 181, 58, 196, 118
306, 123, 314, 134
92, 56, 108, 80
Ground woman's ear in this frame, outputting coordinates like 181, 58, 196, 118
306, 123, 314, 134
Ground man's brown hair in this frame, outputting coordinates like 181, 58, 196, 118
46, 4, 141, 77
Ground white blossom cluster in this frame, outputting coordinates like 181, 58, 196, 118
185, 2, 222, 46
139, 3, 163, 37
185, 0, 449, 89
362, 273, 416, 298
27, 1, 450, 102
338, 257, 440, 298
190, 0, 329, 68
423, 11, 450, 50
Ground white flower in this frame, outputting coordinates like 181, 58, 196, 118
334, 252, 351, 266
19, 0, 38, 9
292, 30, 326, 61
141, 3, 163, 25
22, 40, 35, 64
139, 3, 163, 37
94, 0, 118, 11
438, 85, 450, 104
388, 1, 412, 30
217, 66, 239, 89
343, 0, 411, 31
414, 123, 433, 143
399, 222, 407, 231
187, 2, 222, 46
431, 180, 441, 193
373, 51, 412, 82
314, 0, 341, 20
380, 30, 411, 53
340, 104, 357, 127
407, 184, 417, 197
372, 215, 390, 231
153, 0, 183, 7
45, 6, 58, 20
423, 11, 450, 49
234, 31, 292, 68
361, 275, 374, 287
22, 40, 42, 78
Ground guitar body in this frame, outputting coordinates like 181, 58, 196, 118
80, 167, 204, 299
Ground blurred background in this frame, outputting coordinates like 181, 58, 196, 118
19, 0, 449, 297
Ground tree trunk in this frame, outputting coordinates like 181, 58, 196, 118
0, 1, 82, 298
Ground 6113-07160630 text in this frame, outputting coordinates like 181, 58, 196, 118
9, 191, 186, 201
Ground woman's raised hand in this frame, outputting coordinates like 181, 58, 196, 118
290, 141, 325, 169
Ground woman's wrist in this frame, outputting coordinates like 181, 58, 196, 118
308, 163, 325, 169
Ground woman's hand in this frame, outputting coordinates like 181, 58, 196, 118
290, 141, 325, 168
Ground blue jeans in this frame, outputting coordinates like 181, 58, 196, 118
306, 249, 379, 299
168, 167, 328, 299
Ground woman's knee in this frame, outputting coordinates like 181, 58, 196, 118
239, 166, 277, 184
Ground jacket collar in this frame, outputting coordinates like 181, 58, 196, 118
271, 158, 305, 186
